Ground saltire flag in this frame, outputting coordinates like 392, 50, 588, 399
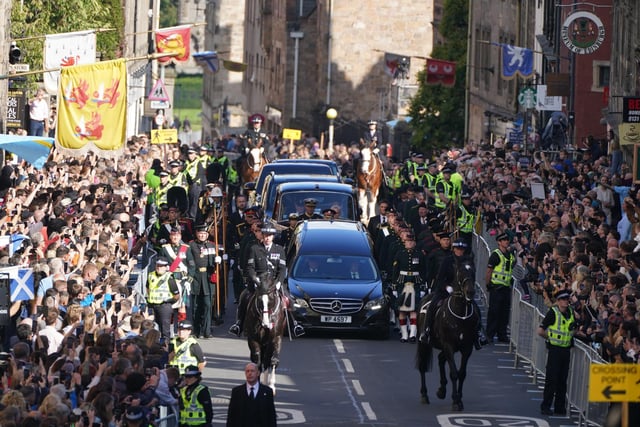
57, 59, 127, 154
155, 25, 191, 64
0, 135, 53, 169
193, 51, 220, 73
500, 43, 534, 79
0, 266, 35, 302
43, 30, 96, 95
425, 58, 456, 87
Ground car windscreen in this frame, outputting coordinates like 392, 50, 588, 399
291, 255, 378, 281
278, 191, 355, 221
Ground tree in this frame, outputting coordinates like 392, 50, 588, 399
160, 0, 179, 28
408, 0, 468, 153
10, 0, 123, 85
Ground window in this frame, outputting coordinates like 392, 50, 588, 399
592, 61, 610, 92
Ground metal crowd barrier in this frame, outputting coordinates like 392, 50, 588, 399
472, 231, 608, 427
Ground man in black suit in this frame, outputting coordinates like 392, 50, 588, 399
367, 200, 390, 236
226, 362, 277, 427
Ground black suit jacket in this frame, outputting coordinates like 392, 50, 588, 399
226, 383, 276, 427
367, 215, 384, 236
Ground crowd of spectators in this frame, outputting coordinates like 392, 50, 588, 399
0, 122, 638, 427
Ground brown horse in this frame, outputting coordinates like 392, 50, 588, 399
356, 145, 384, 223
244, 277, 286, 393
239, 147, 268, 186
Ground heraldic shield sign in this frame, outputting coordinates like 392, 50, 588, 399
561, 10, 605, 55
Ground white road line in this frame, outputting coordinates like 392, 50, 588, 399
334, 339, 345, 353
352, 379, 364, 395
342, 358, 354, 373
361, 402, 377, 420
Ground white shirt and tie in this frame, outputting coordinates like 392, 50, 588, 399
246, 383, 257, 399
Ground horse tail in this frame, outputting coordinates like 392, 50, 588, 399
416, 340, 433, 372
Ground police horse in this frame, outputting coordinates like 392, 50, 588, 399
243, 276, 286, 393
356, 144, 384, 223
416, 259, 479, 411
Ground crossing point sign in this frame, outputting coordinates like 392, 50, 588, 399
148, 79, 170, 102
589, 363, 640, 402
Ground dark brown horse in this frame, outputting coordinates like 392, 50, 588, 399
356, 145, 384, 223
416, 259, 479, 411
244, 277, 286, 393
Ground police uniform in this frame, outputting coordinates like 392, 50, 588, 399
434, 168, 454, 213
485, 233, 515, 342
456, 193, 477, 253
245, 240, 286, 292
189, 226, 218, 338
185, 148, 208, 219
147, 258, 181, 341
170, 322, 206, 374
538, 290, 575, 416
178, 365, 213, 427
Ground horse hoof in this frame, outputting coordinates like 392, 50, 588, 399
421, 396, 430, 405
436, 389, 446, 400
452, 402, 463, 411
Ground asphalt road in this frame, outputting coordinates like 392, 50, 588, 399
195, 298, 577, 427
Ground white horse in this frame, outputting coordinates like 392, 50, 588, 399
357, 147, 383, 223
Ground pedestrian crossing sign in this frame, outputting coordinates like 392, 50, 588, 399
148, 79, 170, 102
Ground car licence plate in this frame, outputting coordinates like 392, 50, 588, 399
321, 315, 352, 323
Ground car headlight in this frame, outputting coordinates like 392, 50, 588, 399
293, 298, 309, 308
364, 296, 385, 311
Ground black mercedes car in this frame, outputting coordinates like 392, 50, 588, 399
286, 220, 390, 339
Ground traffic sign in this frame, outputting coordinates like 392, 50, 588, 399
150, 100, 171, 110
150, 129, 178, 144
589, 363, 640, 402
282, 128, 302, 140
9, 64, 30, 73
148, 79, 170, 102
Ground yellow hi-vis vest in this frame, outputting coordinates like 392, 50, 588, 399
547, 306, 574, 348
228, 166, 239, 184
155, 184, 170, 206
390, 169, 404, 190
184, 159, 201, 183
180, 384, 206, 425
490, 249, 514, 287
147, 272, 173, 304
457, 205, 475, 234
434, 179, 453, 209
170, 336, 199, 374
425, 173, 438, 195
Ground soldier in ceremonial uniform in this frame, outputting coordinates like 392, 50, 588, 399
298, 198, 323, 221
189, 225, 220, 338
392, 235, 427, 342
161, 225, 195, 328
148, 204, 171, 252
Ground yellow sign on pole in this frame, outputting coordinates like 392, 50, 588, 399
589, 363, 640, 402
282, 128, 302, 140
151, 129, 178, 144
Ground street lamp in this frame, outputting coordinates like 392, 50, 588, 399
326, 107, 337, 152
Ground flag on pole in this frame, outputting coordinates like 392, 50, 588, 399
193, 51, 220, 72
222, 60, 248, 72
0, 135, 53, 169
155, 25, 191, 64
43, 30, 97, 95
425, 58, 456, 87
0, 266, 35, 302
57, 59, 127, 154
501, 44, 534, 79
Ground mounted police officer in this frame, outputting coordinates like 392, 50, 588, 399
147, 257, 181, 341
189, 225, 219, 338
178, 364, 213, 427
363, 119, 384, 153
170, 321, 206, 374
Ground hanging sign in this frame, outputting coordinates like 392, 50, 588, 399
561, 11, 605, 54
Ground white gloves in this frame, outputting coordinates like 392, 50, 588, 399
275, 282, 281, 291
215, 256, 222, 264
222, 254, 228, 261
446, 286, 454, 294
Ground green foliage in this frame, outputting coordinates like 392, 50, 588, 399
174, 75, 203, 109
409, 0, 468, 153
160, 0, 179, 28
10, 0, 123, 85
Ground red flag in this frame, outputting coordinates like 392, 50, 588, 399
425, 58, 456, 87
155, 25, 191, 63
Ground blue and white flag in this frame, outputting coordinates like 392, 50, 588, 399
502, 44, 534, 80
1, 266, 34, 302
193, 51, 219, 73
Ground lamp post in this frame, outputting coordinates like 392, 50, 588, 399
326, 107, 337, 152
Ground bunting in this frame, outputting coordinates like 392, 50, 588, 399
57, 59, 127, 155
155, 25, 191, 64
501, 44, 534, 79
425, 58, 456, 87
43, 30, 97, 95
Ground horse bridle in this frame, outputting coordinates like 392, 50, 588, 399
446, 268, 475, 320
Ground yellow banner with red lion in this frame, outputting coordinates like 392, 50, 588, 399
56, 59, 127, 154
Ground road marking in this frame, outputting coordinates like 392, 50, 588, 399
334, 339, 345, 353
330, 352, 365, 423
342, 358, 354, 373
352, 379, 364, 395
436, 413, 551, 427
361, 402, 377, 420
